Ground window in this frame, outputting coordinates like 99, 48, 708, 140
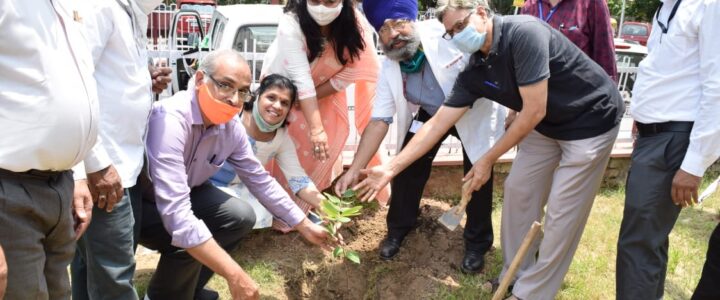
233, 25, 279, 83
233, 25, 278, 53
621, 24, 648, 36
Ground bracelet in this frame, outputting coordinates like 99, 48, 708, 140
310, 129, 325, 136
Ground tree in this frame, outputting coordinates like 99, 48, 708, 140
607, 0, 660, 22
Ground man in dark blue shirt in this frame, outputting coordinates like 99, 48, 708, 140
354, 0, 624, 298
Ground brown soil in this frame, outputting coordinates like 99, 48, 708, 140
237, 198, 474, 300
135, 166, 500, 299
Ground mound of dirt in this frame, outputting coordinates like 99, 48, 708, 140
236, 197, 494, 300
134, 166, 501, 299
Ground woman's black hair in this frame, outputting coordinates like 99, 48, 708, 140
244, 74, 298, 127
284, 0, 365, 65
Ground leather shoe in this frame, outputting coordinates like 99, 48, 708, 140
460, 251, 485, 274
379, 236, 403, 260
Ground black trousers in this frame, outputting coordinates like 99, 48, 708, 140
386, 109, 494, 253
616, 130, 690, 300
138, 181, 256, 300
693, 222, 720, 300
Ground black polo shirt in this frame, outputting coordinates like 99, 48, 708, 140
445, 15, 624, 141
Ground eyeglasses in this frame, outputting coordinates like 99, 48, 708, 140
308, 0, 340, 5
442, 11, 474, 40
206, 74, 252, 101
378, 19, 411, 36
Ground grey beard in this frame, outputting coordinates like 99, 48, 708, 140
382, 34, 421, 62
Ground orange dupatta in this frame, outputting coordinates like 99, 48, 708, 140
271, 14, 389, 231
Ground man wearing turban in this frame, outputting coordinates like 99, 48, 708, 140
335, 0, 505, 274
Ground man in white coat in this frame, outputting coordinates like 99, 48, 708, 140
335, 0, 504, 273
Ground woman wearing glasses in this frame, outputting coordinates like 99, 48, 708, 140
210, 74, 327, 228
261, 0, 386, 231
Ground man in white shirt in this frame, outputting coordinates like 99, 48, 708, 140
70, 1, 170, 299
616, 0, 720, 299
0, 1, 103, 299
335, 0, 504, 273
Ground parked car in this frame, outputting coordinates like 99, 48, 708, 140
614, 38, 648, 107
147, 0, 216, 49
620, 21, 651, 46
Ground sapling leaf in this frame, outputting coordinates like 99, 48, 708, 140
321, 200, 341, 216
337, 216, 351, 223
325, 223, 336, 236
341, 205, 363, 216
342, 189, 357, 199
345, 250, 361, 264
323, 192, 342, 205
333, 247, 343, 258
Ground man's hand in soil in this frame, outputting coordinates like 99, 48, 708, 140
72, 179, 94, 240
187, 239, 259, 300
227, 270, 259, 300
334, 169, 360, 196
87, 165, 123, 212
354, 164, 394, 202
671, 169, 701, 208
295, 218, 341, 251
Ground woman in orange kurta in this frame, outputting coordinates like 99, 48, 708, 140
262, 0, 387, 231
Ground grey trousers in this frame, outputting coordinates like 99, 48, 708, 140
71, 187, 141, 300
500, 126, 619, 300
0, 169, 75, 300
138, 182, 255, 300
616, 131, 690, 300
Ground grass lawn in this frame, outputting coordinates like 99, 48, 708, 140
134, 174, 720, 299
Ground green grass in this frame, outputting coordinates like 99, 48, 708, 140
434, 176, 720, 300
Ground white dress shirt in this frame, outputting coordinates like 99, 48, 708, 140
371, 20, 505, 162
0, 0, 103, 174
631, 0, 720, 176
82, 0, 156, 187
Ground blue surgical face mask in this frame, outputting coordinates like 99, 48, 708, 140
452, 23, 487, 53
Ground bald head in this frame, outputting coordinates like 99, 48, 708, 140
199, 49, 251, 81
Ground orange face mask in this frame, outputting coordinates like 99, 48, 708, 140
197, 83, 241, 125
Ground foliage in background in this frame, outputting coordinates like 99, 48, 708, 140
419, 0, 660, 23
608, 0, 661, 23
320, 190, 363, 264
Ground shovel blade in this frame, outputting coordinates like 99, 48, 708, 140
438, 206, 464, 231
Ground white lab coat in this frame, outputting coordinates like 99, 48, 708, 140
372, 19, 505, 162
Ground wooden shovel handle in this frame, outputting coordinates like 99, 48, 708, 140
492, 221, 543, 300
456, 180, 474, 212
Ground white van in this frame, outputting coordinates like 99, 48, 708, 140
206, 4, 284, 84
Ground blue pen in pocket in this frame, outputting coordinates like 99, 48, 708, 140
484, 80, 500, 90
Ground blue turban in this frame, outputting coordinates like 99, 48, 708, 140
362, 0, 418, 33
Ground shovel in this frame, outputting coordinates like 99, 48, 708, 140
438, 180, 473, 231
492, 221, 543, 300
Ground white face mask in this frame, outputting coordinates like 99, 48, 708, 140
306, 2, 343, 26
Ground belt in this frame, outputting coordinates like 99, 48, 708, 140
0, 168, 67, 180
635, 121, 694, 137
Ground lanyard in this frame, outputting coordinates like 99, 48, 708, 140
538, 0, 560, 22
655, 0, 683, 34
